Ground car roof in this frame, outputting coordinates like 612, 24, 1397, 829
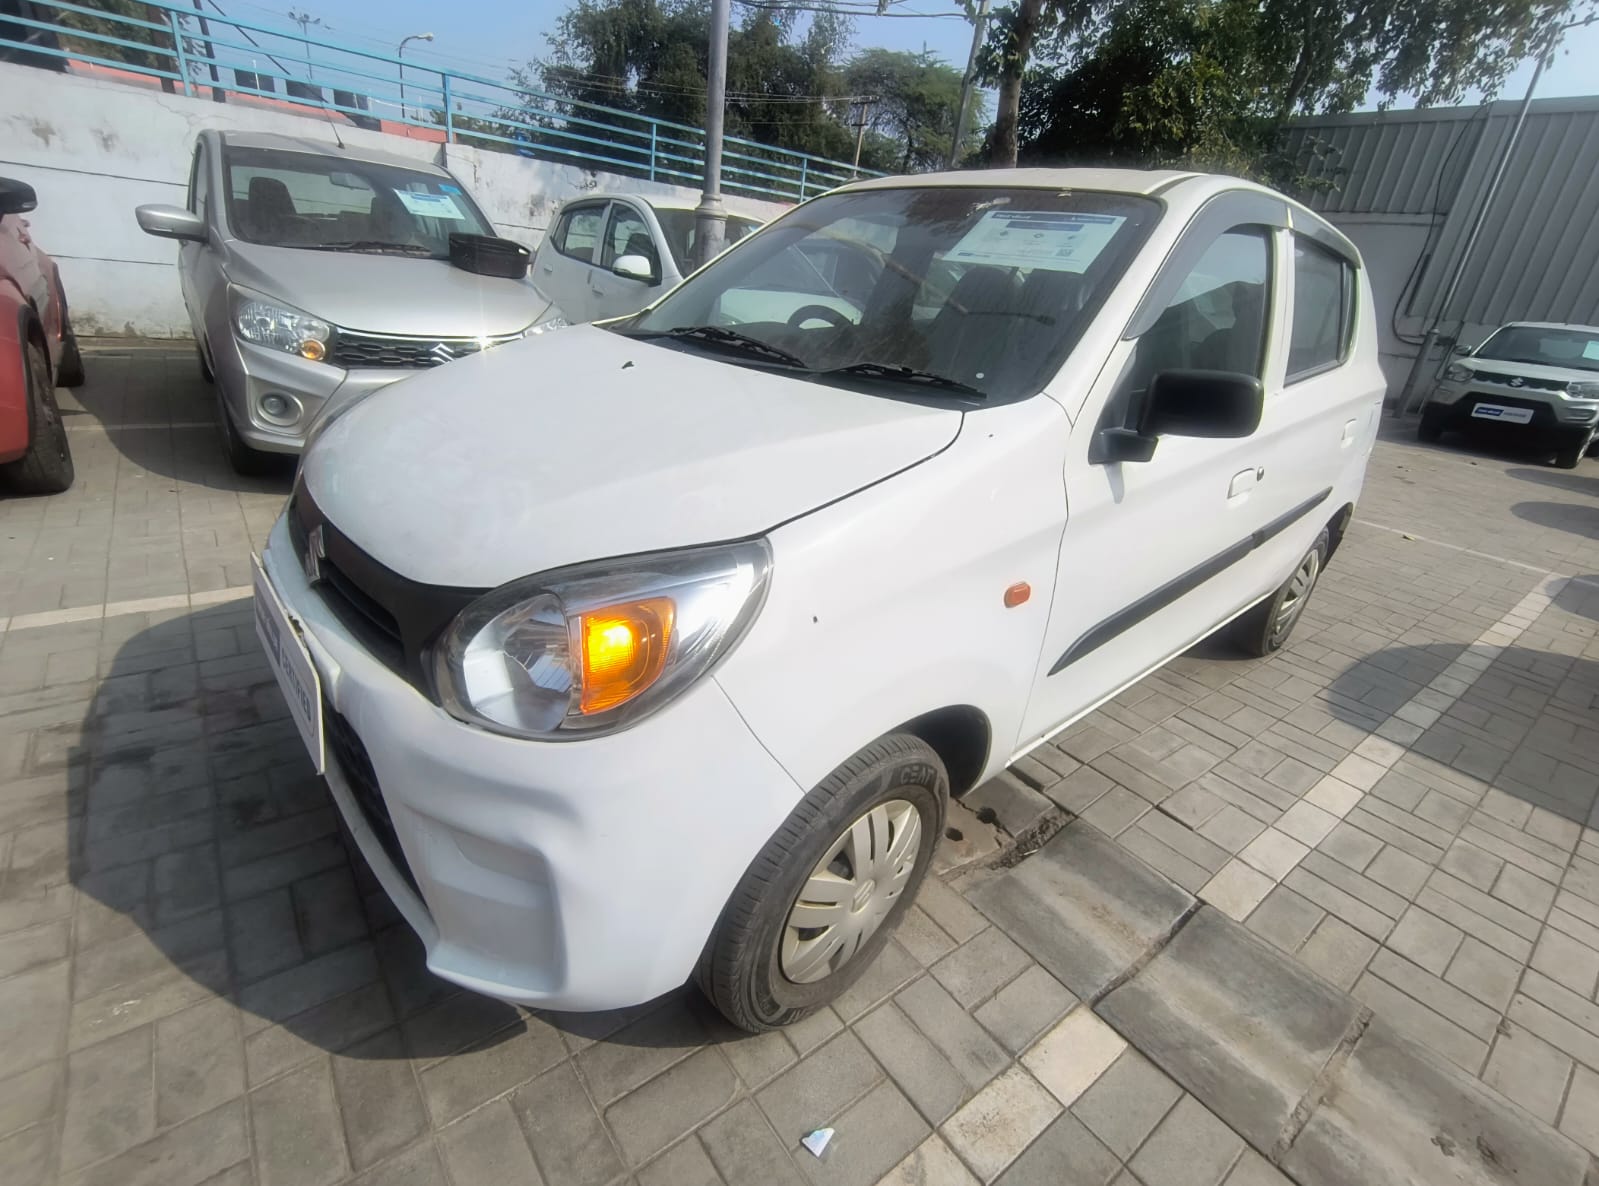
836, 167, 1201, 196
560, 193, 761, 219
1495, 321, 1599, 333
212, 130, 451, 176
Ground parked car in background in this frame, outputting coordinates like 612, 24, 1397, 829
135, 131, 564, 473
1418, 321, 1599, 468
255, 168, 1382, 1031
1, 176, 84, 494
533, 194, 762, 322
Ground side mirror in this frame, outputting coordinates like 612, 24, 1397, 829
1449, 341, 1472, 357
136, 203, 208, 243
612, 253, 656, 283
1096, 369, 1264, 463
0, 178, 37, 217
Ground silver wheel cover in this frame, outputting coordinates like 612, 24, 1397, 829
780, 799, 922, 984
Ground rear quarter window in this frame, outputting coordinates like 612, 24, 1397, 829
1286, 237, 1356, 382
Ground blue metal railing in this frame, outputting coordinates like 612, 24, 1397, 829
0, 0, 883, 202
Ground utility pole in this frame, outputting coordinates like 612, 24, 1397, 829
190, 0, 223, 102
948, 0, 991, 169
288, 8, 323, 79
397, 32, 434, 123
1395, 19, 1580, 415
850, 96, 876, 176
694, 0, 731, 269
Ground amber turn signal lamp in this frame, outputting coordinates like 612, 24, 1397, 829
578, 597, 675, 713
1004, 582, 1031, 608
298, 338, 327, 362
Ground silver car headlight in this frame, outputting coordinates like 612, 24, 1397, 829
435, 540, 771, 739
1443, 363, 1473, 382
229, 286, 333, 362
1566, 381, 1599, 399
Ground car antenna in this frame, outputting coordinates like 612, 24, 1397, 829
317, 99, 346, 150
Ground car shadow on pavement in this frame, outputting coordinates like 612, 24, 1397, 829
1511, 501, 1599, 541
65, 346, 296, 493
1506, 466, 1599, 497
69, 601, 733, 1071
1325, 641, 1599, 826
1554, 578, 1599, 624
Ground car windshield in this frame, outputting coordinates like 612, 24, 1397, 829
1474, 325, 1599, 373
223, 146, 494, 257
652, 208, 762, 272
622, 186, 1160, 401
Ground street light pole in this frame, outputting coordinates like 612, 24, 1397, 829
694, 0, 731, 270
1395, 19, 1582, 415
948, 0, 992, 169
397, 32, 434, 124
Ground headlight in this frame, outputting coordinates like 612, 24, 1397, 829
1566, 381, 1599, 399
230, 287, 332, 362
1443, 363, 1473, 382
435, 540, 771, 739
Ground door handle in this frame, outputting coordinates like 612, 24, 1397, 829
1341, 418, 1359, 445
1228, 467, 1261, 498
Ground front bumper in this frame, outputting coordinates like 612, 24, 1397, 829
261, 515, 804, 1009
1426, 381, 1599, 433
214, 337, 409, 454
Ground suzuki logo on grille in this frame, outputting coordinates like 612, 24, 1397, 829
1509, 377, 1525, 387
430, 342, 458, 365
304, 525, 326, 585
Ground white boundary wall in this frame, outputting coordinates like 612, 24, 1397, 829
0, 64, 788, 337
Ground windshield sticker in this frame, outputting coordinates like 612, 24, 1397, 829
395, 191, 467, 220
947, 210, 1125, 272
1585, 341, 1599, 361
438, 183, 462, 194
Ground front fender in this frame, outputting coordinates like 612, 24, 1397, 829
0, 295, 32, 462
715, 395, 1070, 794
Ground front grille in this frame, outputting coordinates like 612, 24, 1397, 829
325, 700, 421, 897
331, 330, 520, 370
1470, 372, 1565, 392
289, 485, 486, 691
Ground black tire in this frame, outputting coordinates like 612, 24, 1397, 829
1554, 428, 1593, 470
196, 342, 214, 385
53, 274, 85, 388
697, 732, 947, 1032
1232, 528, 1330, 657
1417, 405, 1446, 443
216, 389, 278, 476
2, 338, 74, 494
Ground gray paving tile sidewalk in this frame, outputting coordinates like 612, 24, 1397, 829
1, 347, 1598, 1186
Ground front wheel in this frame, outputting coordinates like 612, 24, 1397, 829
1, 339, 74, 494
1554, 428, 1594, 470
1417, 404, 1446, 443
216, 389, 279, 476
1232, 529, 1329, 657
697, 733, 946, 1032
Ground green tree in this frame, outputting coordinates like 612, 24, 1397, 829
982, 0, 1585, 172
844, 48, 975, 172
54, 0, 177, 76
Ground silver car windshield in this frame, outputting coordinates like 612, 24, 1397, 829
1475, 325, 1599, 374
620, 187, 1160, 402
223, 147, 494, 258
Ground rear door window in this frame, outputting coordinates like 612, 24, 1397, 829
1286, 237, 1355, 382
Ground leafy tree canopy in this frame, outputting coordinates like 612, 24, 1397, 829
528, 0, 973, 172
980, 0, 1587, 180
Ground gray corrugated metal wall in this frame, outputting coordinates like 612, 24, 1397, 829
1287, 97, 1599, 331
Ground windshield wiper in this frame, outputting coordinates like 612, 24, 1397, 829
819, 361, 987, 399
307, 240, 432, 256
624, 325, 808, 368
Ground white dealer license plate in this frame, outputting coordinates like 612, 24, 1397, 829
252, 554, 325, 773
1470, 403, 1534, 425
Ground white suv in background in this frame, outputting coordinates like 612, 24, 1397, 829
255, 169, 1383, 1031
1419, 321, 1599, 468
532, 194, 762, 321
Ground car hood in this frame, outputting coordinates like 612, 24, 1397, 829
301, 326, 962, 587
224, 240, 555, 337
1461, 356, 1597, 387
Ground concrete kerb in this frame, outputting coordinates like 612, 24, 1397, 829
956, 817, 1598, 1186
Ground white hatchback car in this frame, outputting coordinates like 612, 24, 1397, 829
255, 169, 1383, 1031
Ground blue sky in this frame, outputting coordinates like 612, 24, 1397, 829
222, 0, 1598, 110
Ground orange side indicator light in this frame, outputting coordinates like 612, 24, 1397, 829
1004, 582, 1031, 608
578, 597, 675, 713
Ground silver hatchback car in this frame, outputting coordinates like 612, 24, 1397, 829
136, 131, 562, 472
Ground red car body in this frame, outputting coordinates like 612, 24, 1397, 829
0, 176, 81, 487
